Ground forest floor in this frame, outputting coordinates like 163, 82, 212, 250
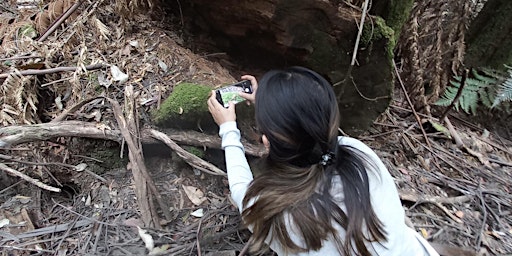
0, 1, 511, 255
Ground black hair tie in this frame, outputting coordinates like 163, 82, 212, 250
319, 152, 335, 166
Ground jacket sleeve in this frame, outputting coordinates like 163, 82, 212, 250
219, 121, 254, 211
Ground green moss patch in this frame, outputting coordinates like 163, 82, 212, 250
361, 16, 395, 60
153, 83, 212, 125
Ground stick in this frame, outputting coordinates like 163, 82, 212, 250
334, 0, 370, 89
393, 60, 432, 148
37, 1, 83, 42
0, 220, 92, 242
51, 96, 104, 122
149, 129, 226, 176
0, 64, 105, 79
0, 163, 61, 192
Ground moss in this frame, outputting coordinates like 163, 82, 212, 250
385, 0, 414, 39
361, 16, 395, 61
153, 83, 212, 124
185, 146, 205, 158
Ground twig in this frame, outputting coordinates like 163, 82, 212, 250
0, 219, 92, 242
440, 68, 469, 120
238, 240, 251, 256
37, 1, 83, 42
0, 153, 107, 182
443, 117, 464, 148
393, 60, 432, 148
149, 129, 226, 176
399, 192, 472, 205
0, 163, 61, 192
196, 217, 203, 256
0, 55, 42, 62
335, 0, 370, 87
51, 96, 104, 122
0, 63, 105, 79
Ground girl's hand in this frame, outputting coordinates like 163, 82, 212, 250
239, 75, 258, 105
207, 91, 236, 126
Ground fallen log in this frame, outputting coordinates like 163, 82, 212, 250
0, 121, 266, 157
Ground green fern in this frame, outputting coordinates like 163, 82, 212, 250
492, 67, 512, 107
435, 67, 512, 114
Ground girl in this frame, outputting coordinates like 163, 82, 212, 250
207, 67, 439, 256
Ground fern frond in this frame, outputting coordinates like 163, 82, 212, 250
493, 73, 512, 107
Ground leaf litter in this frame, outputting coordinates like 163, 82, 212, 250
0, 0, 510, 255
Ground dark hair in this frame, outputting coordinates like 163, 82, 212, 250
242, 67, 387, 255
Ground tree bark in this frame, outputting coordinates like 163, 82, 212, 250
170, 0, 395, 134
465, 0, 512, 69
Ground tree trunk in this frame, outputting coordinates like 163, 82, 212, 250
465, 0, 512, 70
168, 0, 397, 134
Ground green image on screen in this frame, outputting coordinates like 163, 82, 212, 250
220, 89, 245, 107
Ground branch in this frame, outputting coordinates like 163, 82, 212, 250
37, 1, 83, 42
0, 121, 266, 157
149, 129, 226, 176
0, 64, 105, 79
0, 163, 61, 192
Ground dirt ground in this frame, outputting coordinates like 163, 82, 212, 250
0, 0, 511, 255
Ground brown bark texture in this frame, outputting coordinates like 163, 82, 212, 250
175, 0, 394, 134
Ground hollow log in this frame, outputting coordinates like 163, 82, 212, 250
168, 0, 395, 134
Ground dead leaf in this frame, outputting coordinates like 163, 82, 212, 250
0, 218, 10, 228
110, 65, 128, 83
191, 208, 204, 218
149, 244, 170, 255
137, 226, 154, 251
182, 185, 206, 206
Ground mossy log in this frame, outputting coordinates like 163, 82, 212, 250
167, 0, 401, 134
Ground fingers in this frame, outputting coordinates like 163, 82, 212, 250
240, 75, 258, 104
207, 90, 236, 125
241, 75, 258, 90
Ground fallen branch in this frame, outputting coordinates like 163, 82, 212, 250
0, 64, 105, 79
0, 220, 91, 242
399, 192, 471, 224
107, 89, 171, 227
399, 192, 472, 205
0, 121, 266, 157
0, 163, 61, 192
149, 129, 226, 176
0, 121, 122, 148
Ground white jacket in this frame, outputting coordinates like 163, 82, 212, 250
219, 121, 439, 256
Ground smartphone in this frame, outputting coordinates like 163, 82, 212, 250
215, 80, 253, 108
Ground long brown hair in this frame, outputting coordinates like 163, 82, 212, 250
242, 67, 387, 255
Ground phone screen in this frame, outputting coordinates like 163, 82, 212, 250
216, 80, 252, 108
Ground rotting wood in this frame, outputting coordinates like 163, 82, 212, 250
0, 121, 266, 157
0, 63, 105, 79
149, 129, 226, 176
